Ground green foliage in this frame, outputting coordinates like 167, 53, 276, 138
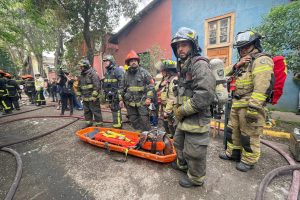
257, 1, 300, 73
138, 44, 167, 76
0, 47, 20, 75
58, 0, 138, 64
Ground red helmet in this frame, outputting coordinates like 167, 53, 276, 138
4, 73, 12, 78
125, 50, 140, 65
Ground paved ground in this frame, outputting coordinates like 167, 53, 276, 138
0, 100, 298, 200
271, 110, 300, 123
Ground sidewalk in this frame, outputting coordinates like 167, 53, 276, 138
271, 111, 300, 123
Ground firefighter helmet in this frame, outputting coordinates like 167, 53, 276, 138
161, 60, 177, 73
171, 27, 201, 58
4, 73, 12, 78
103, 54, 116, 65
233, 30, 263, 52
125, 50, 140, 65
77, 59, 91, 67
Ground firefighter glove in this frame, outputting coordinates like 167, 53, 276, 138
245, 106, 259, 123
174, 106, 184, 122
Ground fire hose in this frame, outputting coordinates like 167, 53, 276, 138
0, 114, 129, 200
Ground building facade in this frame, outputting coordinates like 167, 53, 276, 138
171, 0, 297, 111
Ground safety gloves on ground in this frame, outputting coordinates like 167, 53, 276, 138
245, 106, 259, 123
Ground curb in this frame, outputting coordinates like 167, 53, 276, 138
210, 120, 290, 139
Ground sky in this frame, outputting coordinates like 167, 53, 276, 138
114, 0, 153, 32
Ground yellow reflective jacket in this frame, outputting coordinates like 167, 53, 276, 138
231, 52, 274, 111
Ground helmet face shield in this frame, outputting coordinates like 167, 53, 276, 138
233, 30, 262, 49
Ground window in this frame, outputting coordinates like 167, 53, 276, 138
208, 17, 230, 45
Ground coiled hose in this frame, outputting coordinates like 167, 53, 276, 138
1, 148, 22, 200
255, 139, 300, 200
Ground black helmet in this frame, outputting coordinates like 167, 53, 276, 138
103, 55, 116, 65
233, 30, 263, 52
78, 59, 90, 67
161, 59, 177, 73
77, 59, 91, 71
171, 27, 201, 58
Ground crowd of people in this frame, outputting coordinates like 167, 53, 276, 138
0, 27, 276, 188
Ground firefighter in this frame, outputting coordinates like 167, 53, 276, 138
120, 50, 155, 132
4, 73, 21, 110
170, 27, 216, 187
219, 30, 274, 172
24, 75, 36, 104
102, 54, 124, 128
0, 70, 13, 114
34, 73, 46, 106
155, 59, 178, 138
76, 59, 103, 127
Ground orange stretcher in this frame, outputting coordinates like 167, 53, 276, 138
76, 127, 177, 163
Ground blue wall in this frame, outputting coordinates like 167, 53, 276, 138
171, 0, 298, 112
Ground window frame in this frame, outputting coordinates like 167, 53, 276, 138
205, 12, 235, 49
204, 12, 235, 67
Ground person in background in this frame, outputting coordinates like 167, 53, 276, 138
102, 54, 124, 128
51, 80, 58, 102
77, 59, 103, 127
34, 73, 46, 106
72, 76, 83, 110
58, 69, 74, 115
155, 59, 178, 138
4, 73, 21, 110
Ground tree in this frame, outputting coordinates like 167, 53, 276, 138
0, 46, 20, 75
257, 1, 300, 73
57, 0, 138, 65
0, 0, 59, 76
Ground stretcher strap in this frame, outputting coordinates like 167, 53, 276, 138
104, 142, 128, 163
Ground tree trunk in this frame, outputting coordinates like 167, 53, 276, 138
83, 0, 94, 66
35, 53, 44, 77
54, 30, 64, 67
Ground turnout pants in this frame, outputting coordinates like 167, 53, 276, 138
225, 107, 265, 165
174, 130, 209, 185
83, 99, 103, 126
160, 104, 175, 137
127, 105, 151, 131
61, 93, 74, 115
9, 96, 20, 110
0, 95, 12, 113
110, 101, 122, 128
35, 90, 46, 105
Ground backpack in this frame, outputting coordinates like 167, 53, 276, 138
137, 129, 173, 155
252, 54, 287, 105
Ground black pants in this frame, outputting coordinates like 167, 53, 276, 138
61, 93, 73, 115
9, 96, 20, 110
127, 105, 151, 131
0, 95, 12, 113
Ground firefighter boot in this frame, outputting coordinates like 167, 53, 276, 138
179, 175, 204, 188
236, 162, 254, 172
219, 151, 240, 161
171, 161, 188, 173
